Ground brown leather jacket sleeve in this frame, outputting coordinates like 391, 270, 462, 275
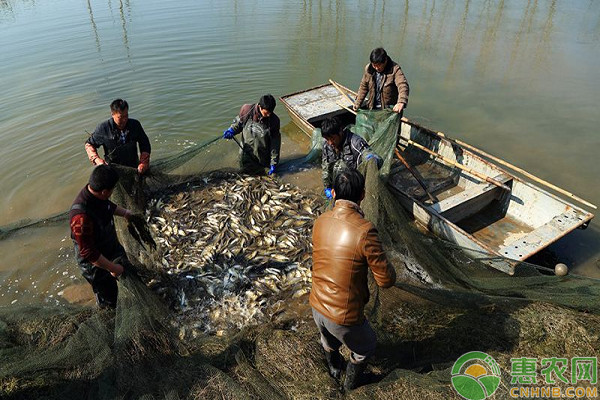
363, 226, 396, 288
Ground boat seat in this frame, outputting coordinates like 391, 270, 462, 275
497, 209, 588, 260
430, 173, 512, 222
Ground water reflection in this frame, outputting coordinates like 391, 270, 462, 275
284, 0, 583, 89
0, 0, 15, 21
580, 0, 600, 43
118, 0, 131, 63
447, 0, 470, 79
0, 0, 12, 11
474, 0, 504, 77
85, 0, 131, 61
532, 0, 556, 73
399, 0, 409, 51
86, 0, 101, 55
445, 0, 557, 82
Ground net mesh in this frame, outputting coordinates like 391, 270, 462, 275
1, 110, 599, 399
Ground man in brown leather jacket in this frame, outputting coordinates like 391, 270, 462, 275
354, 47, 409, 115
310, 169, 396, 390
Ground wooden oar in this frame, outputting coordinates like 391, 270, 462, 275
329, 79, 356, 106
434, 131, 597, 210
402, 140, 512, 192
337, 101, 356, 114
394, 148, 439, 203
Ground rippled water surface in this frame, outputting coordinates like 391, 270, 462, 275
1, 0, 599, 305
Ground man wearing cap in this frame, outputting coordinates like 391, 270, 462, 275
354, 47, 409, 115
222, 94, 281, 175
85, 99, 152, 174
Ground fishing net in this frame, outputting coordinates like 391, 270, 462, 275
1, 110, 599, 399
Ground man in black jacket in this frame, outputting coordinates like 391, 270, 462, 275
85, 99, 152, 174
321, 117, 381, 199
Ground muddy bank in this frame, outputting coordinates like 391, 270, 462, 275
196, 286, 598, 399
3, 258, 599, 399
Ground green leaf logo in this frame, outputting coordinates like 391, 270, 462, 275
451, 351, 501, 400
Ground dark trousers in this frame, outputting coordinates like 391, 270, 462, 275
239, 151, 266, 175
312, 308, 376, 364
76, 247, 127, 308
82, 266, 118, 308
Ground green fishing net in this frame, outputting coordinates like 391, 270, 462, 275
1, 110, 599, 399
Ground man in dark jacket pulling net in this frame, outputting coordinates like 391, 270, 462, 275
69, 165, 135, 308
321, 116, 381, 199
354, 47, 409, 115
223, 94, 281, 175
85, 99, 152, 174
310, 169, 397, 390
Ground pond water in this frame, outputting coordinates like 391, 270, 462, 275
1, 0, 599, 306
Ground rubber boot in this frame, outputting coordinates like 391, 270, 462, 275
344, 362, 366, 391
325, 350, 342, 379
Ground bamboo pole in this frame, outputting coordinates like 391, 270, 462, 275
394, 148, 439, 203
403, 140, 512, 192
434, 131, 597, 210
337, 101, 356, 115
329, 79, 356, 106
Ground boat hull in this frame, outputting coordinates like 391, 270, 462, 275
280, 82, 594, 274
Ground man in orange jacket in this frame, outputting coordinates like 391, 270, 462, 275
310, 169, 397, 390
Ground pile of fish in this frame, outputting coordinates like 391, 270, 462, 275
145, 173, 323, 337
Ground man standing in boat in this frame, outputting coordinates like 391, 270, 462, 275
310, 169, 397, 391
223, 94, 281, 175
354, 47, 409, 115
321, 116, 382, 199
85, 99, 152, 174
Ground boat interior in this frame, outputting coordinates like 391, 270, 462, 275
281, 84, 356, 131
281, 83, 593, 264
387, 121, 592, 260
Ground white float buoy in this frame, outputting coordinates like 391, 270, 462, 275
555, 263, 569, 276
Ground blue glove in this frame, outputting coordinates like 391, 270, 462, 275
366, 153, 383, 168
223, 127, 235, 139
324, 188, 333, 199
268, 165, 276, 175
